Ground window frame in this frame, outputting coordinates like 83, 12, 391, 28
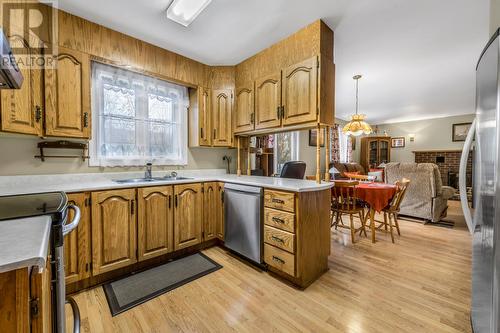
89, 61, 188, 167
273, 131, 300, 174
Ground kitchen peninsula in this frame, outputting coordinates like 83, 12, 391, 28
0, 170, 333, 291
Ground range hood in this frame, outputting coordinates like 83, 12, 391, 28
0, 29, 23, 89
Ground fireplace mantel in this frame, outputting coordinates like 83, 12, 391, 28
412, 149, 463, 153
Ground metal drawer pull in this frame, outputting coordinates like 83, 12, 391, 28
272, 198, 285, 204
272, 256, 285, 264
272, 217, 285, 224
271, 236, 284, 243
83, 112, 89, 127
35, 105, 42, 122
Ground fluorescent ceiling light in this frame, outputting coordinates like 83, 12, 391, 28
167, 0, 212, 27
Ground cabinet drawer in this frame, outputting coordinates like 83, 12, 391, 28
264, 208, 295, 233
264, 226, 295, 253
264, 190, 295, 213
264, 244, 295, 277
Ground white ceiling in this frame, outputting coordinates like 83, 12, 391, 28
57, 0, 490, 124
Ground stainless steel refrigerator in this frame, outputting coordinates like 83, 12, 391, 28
460, 28, 500, 333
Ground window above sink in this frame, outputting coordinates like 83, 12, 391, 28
89, 62, 189, 167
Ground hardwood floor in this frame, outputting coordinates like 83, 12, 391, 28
66, 201, 472, 333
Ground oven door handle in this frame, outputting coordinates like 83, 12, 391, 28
63, 204, 81, 236
66, 296, 80, 333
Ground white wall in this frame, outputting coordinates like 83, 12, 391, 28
491, 0, 500, 35
372, 114, 475, 163
0, 132, 236, 176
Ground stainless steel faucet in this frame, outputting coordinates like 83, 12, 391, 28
145, 162, 152, 179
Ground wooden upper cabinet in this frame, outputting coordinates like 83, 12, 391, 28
199, 87, 212, 146
91, 189, 137, 275
255, 72, 282, 130
212, 89, 233, 147
0, 36, 43, 136
174, 183, 203, 250
234, 84, 254, 133
216, 182, 225, 240
137, 186, 174, 261
44, 47, 90, 138
282, 56, 318, 126
64, 192, 91, 284
203, 182, 217, 241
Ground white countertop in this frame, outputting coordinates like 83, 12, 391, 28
0, 169, 333, 196
0, 215, 51, 273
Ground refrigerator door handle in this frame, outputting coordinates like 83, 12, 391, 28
459, 117, 476, 234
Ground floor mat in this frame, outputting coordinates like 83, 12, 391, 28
103, 252, 222, 316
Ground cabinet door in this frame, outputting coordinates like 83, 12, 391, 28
44, 47, 90, 138
216, 182, 225, 240
91, 189, 137, 275
64, 192, 91, 284
234, 84, 254, 133
203, 182, 217, 241
378, 139, 390, 164
255, 72, 282, 130
199, 87, 212, 146
282, 56, 318, 126
138, 186, 174, 261
368, 139, 379, 166
212, 89, 233, 147
174, 183, 203, 250
0, 36, 43, 136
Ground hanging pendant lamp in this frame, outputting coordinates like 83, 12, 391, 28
342, 75, 373, 136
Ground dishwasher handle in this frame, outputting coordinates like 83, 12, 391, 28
223, 183, 263, 195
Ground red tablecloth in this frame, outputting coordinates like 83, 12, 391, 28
355, 182, 397, 212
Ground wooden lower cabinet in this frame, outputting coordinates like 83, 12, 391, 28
203, 182, 218, 241
137, 186, 174, 261
0, 264, 51, 333
174, 183, 203, 250
91, 189, 137, 275
216, 182, 225, 240
64, 192, 92, 284
263, 189, 330, 288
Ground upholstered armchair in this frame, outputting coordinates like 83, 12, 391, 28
384, 162, 455, 222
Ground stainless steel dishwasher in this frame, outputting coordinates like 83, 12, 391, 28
224, 183, 263, 264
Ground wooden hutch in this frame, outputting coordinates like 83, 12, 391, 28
360, 136, 391, 172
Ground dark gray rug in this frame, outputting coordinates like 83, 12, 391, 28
103, 252, 222, 316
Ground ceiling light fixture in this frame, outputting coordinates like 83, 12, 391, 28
166, 0, 212, 27
342, 74, 373, 136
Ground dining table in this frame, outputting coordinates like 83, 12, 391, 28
333, 181, 398, 243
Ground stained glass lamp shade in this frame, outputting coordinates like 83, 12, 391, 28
342, 74, 373, 137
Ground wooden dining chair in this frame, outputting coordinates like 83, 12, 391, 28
331, 181, 367, 243
381, 178, 410, 243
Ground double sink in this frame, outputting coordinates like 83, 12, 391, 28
114, 174, 192, 184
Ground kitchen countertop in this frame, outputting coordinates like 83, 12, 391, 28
0, 215, 51, 273
0, 169, 333, 196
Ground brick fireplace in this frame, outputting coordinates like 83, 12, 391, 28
413, 150, 473, 188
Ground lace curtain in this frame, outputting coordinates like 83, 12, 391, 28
330, 124, 340, 163
89, 62, 188, 167
330, 124, 352, 163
